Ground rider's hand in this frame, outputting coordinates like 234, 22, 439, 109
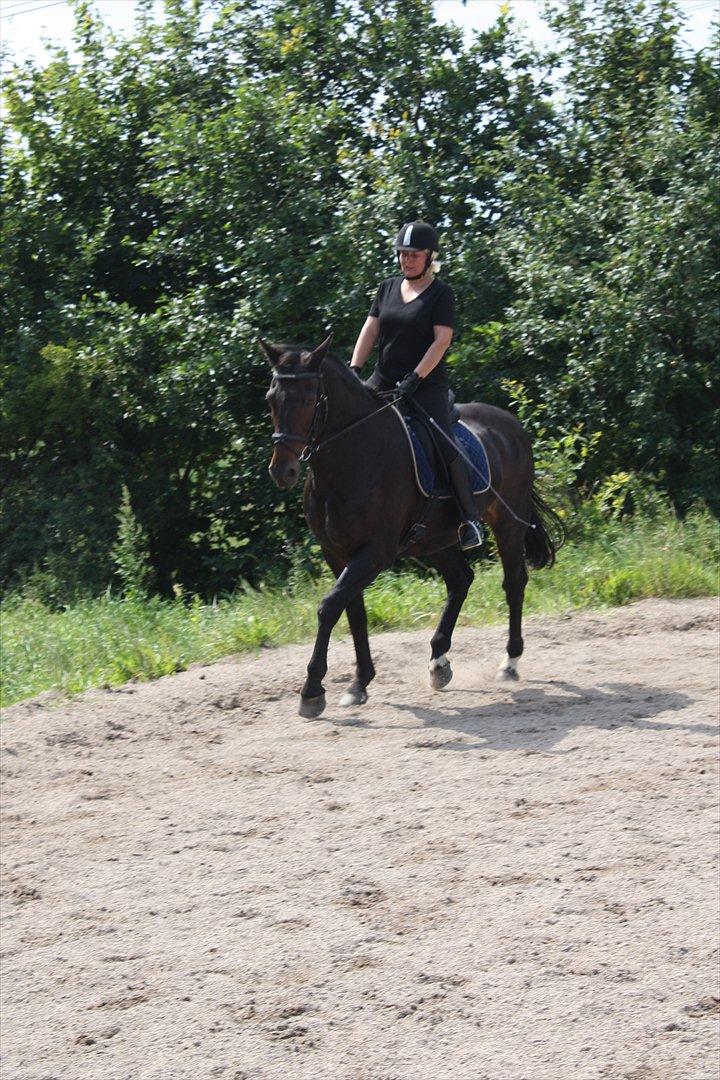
349, 366, 363, 380
395, 371, 421, 401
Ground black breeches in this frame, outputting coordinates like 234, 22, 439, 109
367, 372, 459, 465
411, 385, 458, 465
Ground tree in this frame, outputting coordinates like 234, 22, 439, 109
2, 0, 716, 601
459, 1, 719, 509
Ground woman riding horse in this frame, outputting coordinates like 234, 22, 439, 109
262, 342, 561, 717
349, 221, 484, 551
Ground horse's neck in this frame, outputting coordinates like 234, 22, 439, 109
311, 364, 390, 483
321, 363, 376, 429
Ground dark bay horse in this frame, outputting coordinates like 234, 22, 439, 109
261, 334, 563, 718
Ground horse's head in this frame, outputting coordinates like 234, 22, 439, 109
260, 334, 332, 489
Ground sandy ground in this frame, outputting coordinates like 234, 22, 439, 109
1, 596, 719, 1080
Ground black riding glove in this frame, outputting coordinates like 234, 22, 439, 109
395, 371, 421, 401
349, 366, 363, 380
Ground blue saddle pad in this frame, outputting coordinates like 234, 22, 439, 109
405, 417, 490, 498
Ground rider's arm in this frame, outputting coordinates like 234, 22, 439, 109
350, 316, 379, 370
415, 324, 453, 379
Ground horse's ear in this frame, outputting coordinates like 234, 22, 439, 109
258, 337, 282, 366
307, 332, 333, 368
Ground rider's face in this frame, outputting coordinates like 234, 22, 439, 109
398, 249, 428, 277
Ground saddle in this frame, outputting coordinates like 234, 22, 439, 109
392, 402, 491, 499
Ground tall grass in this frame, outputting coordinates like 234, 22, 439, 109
2, 507, 717, 709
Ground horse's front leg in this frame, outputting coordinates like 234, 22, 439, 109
339, 592, 375, 707
300, 545, 382, 718
323, 550, 376, 709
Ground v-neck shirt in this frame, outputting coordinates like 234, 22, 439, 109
368, 275, 455, 387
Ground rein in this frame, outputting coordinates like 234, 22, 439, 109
271, 370, 396, 462
270, 368, 534, 528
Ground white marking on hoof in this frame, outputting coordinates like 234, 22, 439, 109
340, 689, 368, 707
497, 656, 520, 682
298, 692, 327, 718
429, 654, 453, 690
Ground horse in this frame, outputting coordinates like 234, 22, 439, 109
260, 334, 563, 718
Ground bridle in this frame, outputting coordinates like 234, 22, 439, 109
269, 364, 537, 529
270, 371, 327, 462
269, 367, 397, 463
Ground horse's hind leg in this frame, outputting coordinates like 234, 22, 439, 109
324, 551, 375, 707
494, 520, 528, 681
424, 547, 474, 690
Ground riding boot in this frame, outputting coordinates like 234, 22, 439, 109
448, 456, 484, 550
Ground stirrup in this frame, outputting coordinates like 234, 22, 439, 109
458, 520, 483, 551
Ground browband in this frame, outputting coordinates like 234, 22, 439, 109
272, 371, 323, 380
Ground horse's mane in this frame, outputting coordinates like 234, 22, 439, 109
269, 342, 384, 403
322, 351, 385, 403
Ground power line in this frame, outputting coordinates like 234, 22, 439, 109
1, 1, 49, 10
1, 1, 68, 19
3, 1, 67, 13
1, 0, 77, 8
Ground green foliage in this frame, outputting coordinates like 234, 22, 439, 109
1, 0, 718, 601
1, 502, 717, 708
111, 485, 153, 596
484, 3, 720, 511
500, 378, 602, 518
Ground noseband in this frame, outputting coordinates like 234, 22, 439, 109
270, 371, 327, 462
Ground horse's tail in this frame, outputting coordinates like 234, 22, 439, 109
524, 487, 566, 570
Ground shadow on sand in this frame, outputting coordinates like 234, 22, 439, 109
331, 679, 715, 754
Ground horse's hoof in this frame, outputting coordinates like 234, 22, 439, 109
299, 692, 327, 718
429, 656, 453, 690
497, 658, 520, 682
340, 688, 368, 707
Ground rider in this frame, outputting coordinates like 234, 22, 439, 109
349, 221, 484, 551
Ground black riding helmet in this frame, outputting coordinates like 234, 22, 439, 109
394, 221, 440, 279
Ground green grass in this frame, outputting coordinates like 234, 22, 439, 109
2, 508, 717, 709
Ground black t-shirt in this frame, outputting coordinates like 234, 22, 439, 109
368, 276, 455, 387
